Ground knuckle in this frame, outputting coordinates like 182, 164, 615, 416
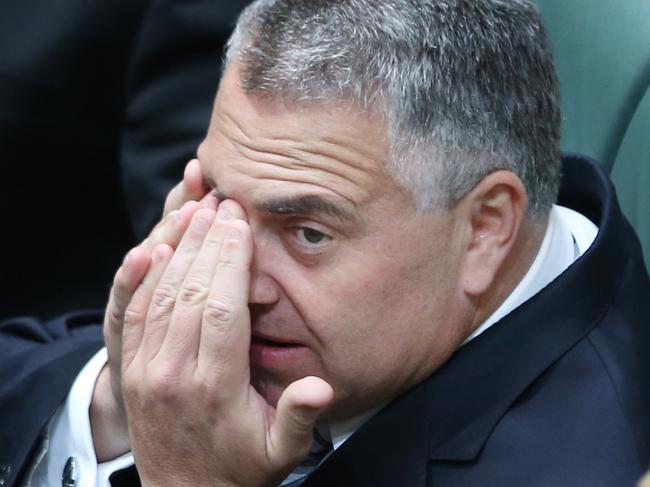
162, 209, 178, 226
151, 283, 178, 313
217, 255, 239, 269
148, 367, 182, 400
105, 305, 125, 331
203, 297, 236, 326
121, 366, 139, 393
197, 378, 223, 408
203, 233, 222, 250
194, 361, 227, 391
161, 211, 179, 233
178, 243, 200, 258
123, 305, 147, 328
178, 280, 209, 306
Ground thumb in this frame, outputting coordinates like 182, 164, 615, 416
268, 376, 334, 466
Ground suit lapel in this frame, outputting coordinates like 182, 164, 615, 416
414, 155, 622, 463
303, 373, 432, 487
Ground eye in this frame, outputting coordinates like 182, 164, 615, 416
284, 224, 335, 258
297, 227, 330, 245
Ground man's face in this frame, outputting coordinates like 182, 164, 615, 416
197, 66, 472, 420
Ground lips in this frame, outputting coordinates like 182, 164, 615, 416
249, 332, 309, 368
250, 332, 302, 348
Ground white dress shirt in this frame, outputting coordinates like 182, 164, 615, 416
29, 204, 598, 486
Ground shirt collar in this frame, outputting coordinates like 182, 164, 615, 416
326, 406, 383, 450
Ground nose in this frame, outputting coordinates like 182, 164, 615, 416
249, 262, 281, 304
248, 232, 281, 305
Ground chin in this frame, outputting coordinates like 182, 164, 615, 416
250, 371, 289, 408
249, 349, 325, 407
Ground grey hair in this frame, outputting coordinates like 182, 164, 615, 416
225, 0, 562, 217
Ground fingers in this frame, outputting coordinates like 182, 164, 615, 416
200, 191, 219, 211
160, 200, 248, 367
163, 159, 208, 216
105, 199, 200, 353
269, 377, 334, 465
116, 197, 206, 330
104, 247, 151, 385
125, 197, 253, 403
122, 244, 175, 372
195, 211, 253, 390
139, 208, 217, 362
144, 199, 202, 251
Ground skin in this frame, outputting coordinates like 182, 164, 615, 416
92, 158, 212, 460
192, 64, 544, 418
195, 66, 473, 419
92, 62, 547, 485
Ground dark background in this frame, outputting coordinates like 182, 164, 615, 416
0, 0, 251, 320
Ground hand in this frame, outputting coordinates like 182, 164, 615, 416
163, 158, 209, 216
121, 200, 334, 487
92, 159, 213, 461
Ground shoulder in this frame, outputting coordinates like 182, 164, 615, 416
0, 310, 104, 486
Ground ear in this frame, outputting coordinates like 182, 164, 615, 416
459, 171, 527, 297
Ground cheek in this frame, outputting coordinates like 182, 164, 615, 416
296, 257, 463, 412
297, 248, 452, 358
260, 232, 469, 414
262, 225, 463, 344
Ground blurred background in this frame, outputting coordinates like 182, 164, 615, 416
0, 0, 251, 319
0, 0, 648, 320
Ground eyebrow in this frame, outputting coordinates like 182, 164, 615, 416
203, 174, 358, 222
256, 194, 358, 222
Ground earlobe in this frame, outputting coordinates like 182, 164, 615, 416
460, 171, 527, 297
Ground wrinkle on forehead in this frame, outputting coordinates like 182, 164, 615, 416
219, 111, 376, 180
203, 82, 394, 209
218, 108, 386, 175
230, 170, 365, 210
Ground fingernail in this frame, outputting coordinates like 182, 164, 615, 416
217, 207, 233, 221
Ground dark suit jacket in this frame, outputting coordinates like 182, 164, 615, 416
1, 155, 649, 486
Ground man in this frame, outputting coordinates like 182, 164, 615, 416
1, 0, 649, 486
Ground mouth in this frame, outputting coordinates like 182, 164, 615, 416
251, 332, 302, 348
250, 333, 309, 368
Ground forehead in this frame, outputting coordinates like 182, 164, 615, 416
197, 65, 406, 217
